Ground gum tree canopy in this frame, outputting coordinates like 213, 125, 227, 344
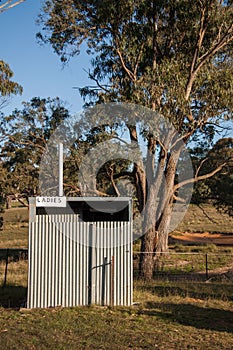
0, 60, 22, 108
0, 0, 24, 106
39, 0, 233, 279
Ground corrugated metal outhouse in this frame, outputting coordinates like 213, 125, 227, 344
27, 197, 133, 308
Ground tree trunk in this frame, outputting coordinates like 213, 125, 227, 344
139, 143, 181, 280
6, 196, 12, 209
134, 162, 147, 212
157, 146, 181, 252
139, 181, 160, 279
128, 124, 147, 213
139, 225, 158, 279
139, 195, 173, 280
156, 199, 173, 253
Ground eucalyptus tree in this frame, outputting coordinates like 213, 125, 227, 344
39, 0, 233, 279
0, 60, 22, 107
0, 0, 26, 228
0, 60, 22, 221
0, 23, 23, 219
0, 97, 71, 204
0, 0, 24, 107
0, 60, 22, 218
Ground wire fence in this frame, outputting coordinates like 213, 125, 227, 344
133, 251, 233, 281
0, 249, 28, 287
1, 248, 233, 287
0, 248, 233, 308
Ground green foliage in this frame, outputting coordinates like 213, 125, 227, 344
39, 0, 233, 126
192, 138, 233, 216
0, 97, 70, 199
206, 138, 233, 215
0, 60, 22, 99
0, 44, 23, 216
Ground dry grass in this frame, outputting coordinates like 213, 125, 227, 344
2, 206, 28, 223
176, 204, 233, 234
0, 227, 28, 248
0, 207, 28, 248
0, 259, 28, 287
0, 281, 233, 349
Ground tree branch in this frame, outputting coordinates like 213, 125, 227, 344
174, 162, 227, 191
0, 0, 25, 13
195, 157, 209, 178
185, 5, 233, 104
198, 22, 233, 64
115, 36, 136, 82
173, 194, 186, 203
84, 69, 111, 93
108, 164, 120, 197
185, 5, 207, 103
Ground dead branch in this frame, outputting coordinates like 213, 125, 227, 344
195, 157, 209, 178
197, 203, 218, 224
84, 69, 111, 93
0, 0, 26, 13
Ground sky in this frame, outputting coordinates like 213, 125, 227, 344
0, 0, 91, 116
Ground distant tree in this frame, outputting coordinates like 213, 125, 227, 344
0, 97, 71, 203
192, 138, 233, 216
0, 181, 4, 229
0, 60, 22, 97
0, 0, 25, 227
0, 0, 24, 106
39, 0, 233, 279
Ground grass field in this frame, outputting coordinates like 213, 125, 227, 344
0, 204, 233, 349
175, 203, 233, 234
0, 206, 28, 248
0, 282, 233, 349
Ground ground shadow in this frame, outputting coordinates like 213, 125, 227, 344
0, 285, 27, 309
140, 301, 233, 333
0, 249, 28, 262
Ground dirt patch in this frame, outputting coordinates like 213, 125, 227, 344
170, 232, 233, 245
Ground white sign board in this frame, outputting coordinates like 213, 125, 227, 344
36, 197, 66, 207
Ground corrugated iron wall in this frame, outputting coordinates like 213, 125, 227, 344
27, 214, 132, 308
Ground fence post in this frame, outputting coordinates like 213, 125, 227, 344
205, 253, 208, 280
3, 248, 9, 287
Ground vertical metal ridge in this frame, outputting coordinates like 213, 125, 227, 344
77, 221, 81, 305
